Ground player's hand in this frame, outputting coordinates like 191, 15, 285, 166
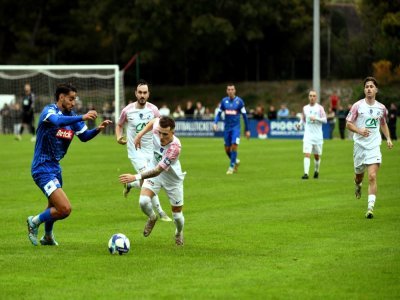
83, 110, 98, 121
212, 124, 218, 131
387, 139, 393, 149
119, 174, 136, 184
245, 130, 250, 139
358, 127, 370, 137
117, 136, 127, 145
134, 135, 142, 150
295, 123, 301, 130
97, 120, 113, 131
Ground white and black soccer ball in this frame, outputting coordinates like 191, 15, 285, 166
108, 233, 130, 255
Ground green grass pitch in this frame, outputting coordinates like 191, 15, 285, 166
0, 135, 399, 299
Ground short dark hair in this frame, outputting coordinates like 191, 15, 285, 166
363, 76, 378, 88
136, 79, 149, 90
159, 116, 175, 130
55, 83, 77, 102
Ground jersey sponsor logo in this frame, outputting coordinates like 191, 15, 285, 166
365, 118, 378, 128
56, 128, 74, 140
135, 122, 147, 133
154, 152, 163, 162
225, 109, 238, 115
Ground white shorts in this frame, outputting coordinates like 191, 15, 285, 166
353, 144, 382, 174
142, 175, 184, 207
303, 142, 323, 155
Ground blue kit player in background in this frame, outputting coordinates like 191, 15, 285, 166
27, 83, 112, 246
213, 83, 250, 174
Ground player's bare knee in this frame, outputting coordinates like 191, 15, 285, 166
368, 172, 377, 183
59, 205, 71, 218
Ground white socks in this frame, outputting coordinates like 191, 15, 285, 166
151, 195, 163, 214
314, 158, 320, 172
304, 157, 310, 175
139, 195, 155, 218
173, 212, 184, 234
368, 195, 376, 210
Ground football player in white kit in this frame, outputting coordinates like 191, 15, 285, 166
119, 116, 186, 246
346, 77, 393, 219
296, 90, 327, 179
116, 80, 171, 221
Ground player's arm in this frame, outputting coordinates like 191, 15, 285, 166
46, 110, 97, 127
134, 118, 156, 149
241, 107, 250, 138
119, 165, 164, 183
115, 123, 126, 144
213, 103, 223, 131
77, 120, 113, 142
380, 116, 393, 149
296, 108, 305, 130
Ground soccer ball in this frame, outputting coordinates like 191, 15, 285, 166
108, 233, 130, 255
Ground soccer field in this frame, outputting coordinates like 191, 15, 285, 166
0, 135, 399, 299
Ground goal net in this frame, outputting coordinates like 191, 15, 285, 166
0, 65, 124, 135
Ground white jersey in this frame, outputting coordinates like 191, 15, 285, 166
151, 118, 185, 183
117, 102, 160, 159
301, 103, 327, 144
346, 99, 388, 149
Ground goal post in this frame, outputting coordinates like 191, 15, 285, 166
0, 65, 124, 133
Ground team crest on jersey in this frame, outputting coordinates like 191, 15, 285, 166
56, 128, 74, 140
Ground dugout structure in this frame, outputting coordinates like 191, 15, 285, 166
0, 65, 124, 123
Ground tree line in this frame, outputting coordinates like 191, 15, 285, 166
0, 0, 399, 85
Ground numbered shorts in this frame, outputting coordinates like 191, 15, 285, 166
32, 172, 63, 198
353, 144, 382, 174
224, 128, 241, 147
142, 176, 184, 207
303, 142, 323, 155
129, 150, 152, 173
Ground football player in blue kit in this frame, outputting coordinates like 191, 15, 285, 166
213, 84, 250, 174
27, 83, 112, 246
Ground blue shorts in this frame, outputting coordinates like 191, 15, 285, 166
224, 128, 241, 147
32, 172, 63, 198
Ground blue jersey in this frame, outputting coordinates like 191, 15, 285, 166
214, 96, 249, 131
31, 104, 87, 175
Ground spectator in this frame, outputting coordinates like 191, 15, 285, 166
277, 104, 290, 119
267, 105, 277, 120
388, 103, 397, 140
1, 103, 12, 134
159, 104, 170, 116
11, 103, 22, 136
336, 105, 347, 140
172, 105, 185, 119
252, 104, 265, 121
194, 101, 205, 119
17, 83, 36, 141
330, 90, 340, 113
327, 106, 336, 139
184, 100, 195, 119
102, 102, 115, 135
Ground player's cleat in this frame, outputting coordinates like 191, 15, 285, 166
30, 136, 36, 142
355, 182, 362, 199
365, 209, 374, 219
313, 171, 319, 179
27, 216, 39, 246
123, 183, 131, 198
159, 211, 172, 222
226, 167, 234, 175
301, 174, 309, 179
143, 215, 158, 237
15, 135, 22, 141
234, 159, 240, 173
175, 231, 184, 246
40, 235, 59, 246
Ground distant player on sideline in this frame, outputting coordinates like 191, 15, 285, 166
346, 77, 393, 218
17, 83, 36, 142
119, 116, 186, 246
27, 83, 112, 246
296, 90, 327, 179
213, 83, 250, 174
115, 80, 171, 222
